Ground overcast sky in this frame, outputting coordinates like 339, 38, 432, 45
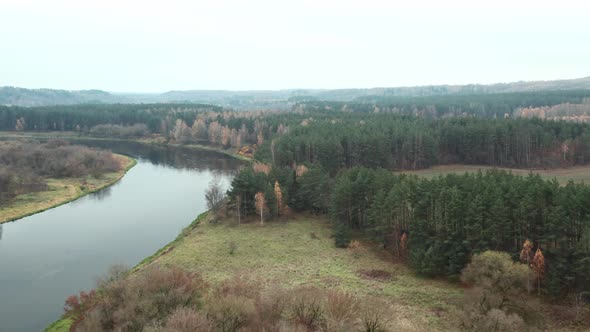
1, 0, 589, 92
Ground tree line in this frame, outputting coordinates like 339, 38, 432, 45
259, 114, 590, 174
296, 89, 590, 118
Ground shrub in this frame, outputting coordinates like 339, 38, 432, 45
324, 290, 359, 331
163, 307, 213, 332
479, 309, 526, 332
252, 288, 289, 331
461, 251, 530, 299
460, 251, 536, 330
290, 287, 326, 330
66, 266, 401, 332
71, 266, 206, 331
228, 241, 238, 255
206, 295, 255, 332
360, 297, 391, 332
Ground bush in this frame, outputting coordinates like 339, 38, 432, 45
324, 290, 359, 331
461, 251, 530, 299
162, 307, 213, 332
228, 241, 238, 255
65, 266, 401, 332
71, 266, 206, 331
460, 251, 536, 331
290, 287, 326, 330
206, 295, 255, 332
479, 309, 526, 332
360, 297, 391, 332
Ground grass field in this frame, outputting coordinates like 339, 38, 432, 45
0, 154, 135, 224
400, 164, 590, 185
140, 214, 463, 331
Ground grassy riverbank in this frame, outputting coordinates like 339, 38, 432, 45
48, 214, 464, 331
0, 154, 136, 224
48, 212, 588, 331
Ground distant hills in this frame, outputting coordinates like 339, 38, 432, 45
2, 76, 590, 109
0, 87, 123, 107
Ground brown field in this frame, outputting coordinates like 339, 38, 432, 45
400, 164, 590, 185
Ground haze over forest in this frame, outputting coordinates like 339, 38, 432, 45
2, 76, 590, 108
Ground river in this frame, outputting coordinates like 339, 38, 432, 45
0, 140, 243, 332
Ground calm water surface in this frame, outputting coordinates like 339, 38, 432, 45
0, 141, 242, 332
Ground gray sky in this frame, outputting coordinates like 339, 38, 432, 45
1, 0, 589, 92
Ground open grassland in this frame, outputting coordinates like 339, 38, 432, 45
0, 154, 135, 223
400, 164, 590, 185
142, 215, 464, 331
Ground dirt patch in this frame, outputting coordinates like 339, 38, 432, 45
545, 304, 590, 328
358, 269, 393, 281
430, 306, 445, 317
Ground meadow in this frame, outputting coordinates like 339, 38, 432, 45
400, 164, 590, 185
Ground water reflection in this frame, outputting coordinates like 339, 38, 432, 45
0, 140, 245, 332
67, 139, 243, 173
89, 185, 113, 201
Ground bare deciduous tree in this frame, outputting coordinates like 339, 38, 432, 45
255, 192, 266, 225
206, 179, 225, 222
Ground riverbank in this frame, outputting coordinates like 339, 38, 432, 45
49, 212, 590, 331
0, 131, 252, 162
0, 154, 136, 224
48, 213, 464, 331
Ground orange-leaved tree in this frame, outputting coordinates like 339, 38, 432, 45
255, 192, 266, 225
274, 181, 283, 217
252, 162, 271, 175
531, 248, 545, 296
399, 233, 408, 260
519, 239, 533, 293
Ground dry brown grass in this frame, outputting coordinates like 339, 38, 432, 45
400, 164, 590, 185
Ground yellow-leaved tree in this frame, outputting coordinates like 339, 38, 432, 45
274, 181, 283, 217
532, 248, 545, 296
519, 239, 533, 293
255, 192, 266, 225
